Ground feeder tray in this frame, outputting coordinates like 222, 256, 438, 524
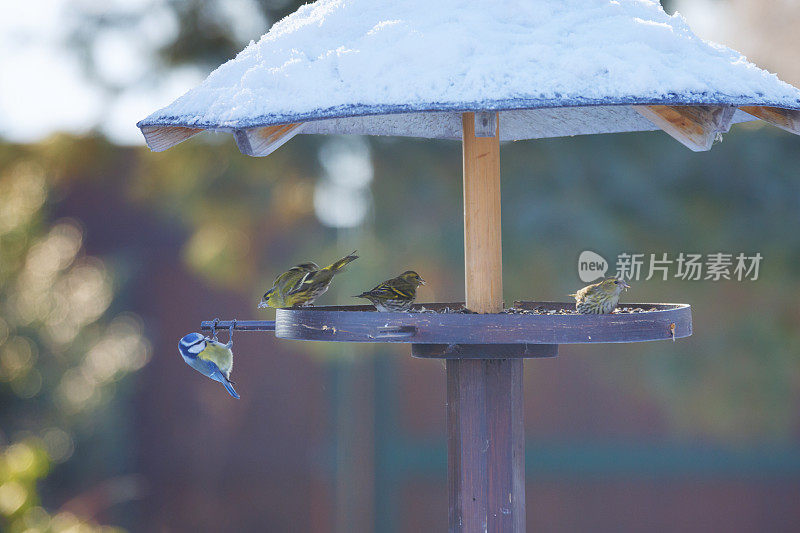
202, 302, 691, 359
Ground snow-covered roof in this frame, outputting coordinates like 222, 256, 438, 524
138, 0, 800, 154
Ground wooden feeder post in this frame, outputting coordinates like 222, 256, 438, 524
448, 112, 525, 532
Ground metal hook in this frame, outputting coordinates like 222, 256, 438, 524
228, 319, 236, 348
210, 318, 220, 341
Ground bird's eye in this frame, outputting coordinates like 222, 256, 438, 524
188, 343, 205, 354
614, 280, 620, 285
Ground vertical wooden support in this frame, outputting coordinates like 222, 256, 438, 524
448, 112, 524, 532
474, 111, 498, 138
462, 112, 502, 309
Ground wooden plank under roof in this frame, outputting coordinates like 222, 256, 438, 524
234, 123, 306, 157
739, 106, 800, 135
140, 126, 203, 152
632, 105, 735, 152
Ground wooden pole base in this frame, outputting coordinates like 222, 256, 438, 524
449, 113, 525, 532
447, 359, 525, 532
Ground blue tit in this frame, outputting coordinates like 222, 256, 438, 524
178, 332, 240, 399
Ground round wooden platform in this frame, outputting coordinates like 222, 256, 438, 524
275, 302, 692, 353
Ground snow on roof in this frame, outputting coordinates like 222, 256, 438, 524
138, 0, 800, 152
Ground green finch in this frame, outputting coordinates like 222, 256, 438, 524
355, 270, 425, 312
258, 251, 358, 308
570, 277, 630, 314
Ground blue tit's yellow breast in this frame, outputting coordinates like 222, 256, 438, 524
198, 342, 234, 375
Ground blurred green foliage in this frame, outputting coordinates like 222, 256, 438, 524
0, 438, 123, 533
0, 144, 150, 531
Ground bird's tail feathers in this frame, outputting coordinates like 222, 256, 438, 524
213, 370, 240, 399
326, 250, 358, 272
221, 377, 240, 399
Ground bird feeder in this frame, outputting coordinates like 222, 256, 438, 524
138, 1, 800, 531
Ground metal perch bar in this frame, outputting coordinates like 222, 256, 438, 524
200, 320, 276, 332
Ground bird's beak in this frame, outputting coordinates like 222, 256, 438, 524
257, 299, 269, 309
620, 279, 631, 290
419, 278, 426, 285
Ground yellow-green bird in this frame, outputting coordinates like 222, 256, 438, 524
258, 251, 358, 308
570, 277, 630, 314
355, 270, 425, 312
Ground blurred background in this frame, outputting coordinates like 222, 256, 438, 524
1, 1, 800, 531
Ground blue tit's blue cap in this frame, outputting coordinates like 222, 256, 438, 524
179, 332, 205, 347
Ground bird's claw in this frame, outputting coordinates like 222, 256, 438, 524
223, 319, 236, 349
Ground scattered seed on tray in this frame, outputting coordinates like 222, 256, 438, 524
501, 307, 577, 315
614, 307, 658, 313
411, 306, 658, 314
498, 306, 658, 315
413, 306, 477, 314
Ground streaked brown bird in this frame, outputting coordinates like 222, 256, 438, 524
258, 251, 358, 308
570, 277, 630, 314
355, 270, 425, 312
